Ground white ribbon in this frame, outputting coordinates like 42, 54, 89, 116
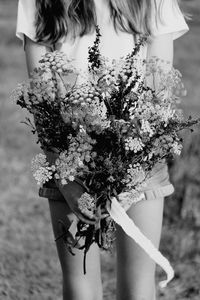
108, 196, 174, 288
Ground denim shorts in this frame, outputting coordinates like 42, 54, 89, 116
39, 160, 175, 202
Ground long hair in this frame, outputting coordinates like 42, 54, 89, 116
35, 0, 156, 45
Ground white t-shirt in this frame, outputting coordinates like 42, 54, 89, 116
16, 0, 189, 72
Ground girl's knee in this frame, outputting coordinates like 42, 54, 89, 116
117, 270, 156, 300
63, 275, 103, 300
117, 286, 156, 300
59, 244, 102, 300
132, 279, 156, 300
48, 200, 102, 300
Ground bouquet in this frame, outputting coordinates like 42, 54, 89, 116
13, 28, 200, 287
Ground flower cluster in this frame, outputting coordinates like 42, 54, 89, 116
140, 119, 155, 137
14, 28, 200, 255
54, 128, 97, 184
122, 163, 146, 190
171, 141, 183, 156
78, 193, 96, 218
31, 154, 56, 185
61, 84, 110, 133
39, 51, 75, 75
125, 137, 144, 153
31, 126, 97, 186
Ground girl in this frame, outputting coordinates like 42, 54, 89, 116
16, 1, 189, 299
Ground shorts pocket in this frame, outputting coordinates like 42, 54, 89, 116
39, 186, 65, 202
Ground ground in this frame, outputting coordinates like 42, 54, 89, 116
0, 1, 200, 299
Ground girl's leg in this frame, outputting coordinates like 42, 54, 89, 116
116, 196, 164, 300
48, 199, 103, 300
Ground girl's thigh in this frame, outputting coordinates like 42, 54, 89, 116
48, 199, 102, 296
116, 196, 164, 300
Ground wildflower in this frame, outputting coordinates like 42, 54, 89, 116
78, 193, 96, 218
125, 137, 144, 153
171, 141, 182, 156
53, 130, 96, 183
61, 178, 68, 185
69, 175, 75, 181
157, 105, 175, 126
140, 120, 155, 137
39, 51, 75, 75
31, 154, 55, 186
122, 163, 146, 189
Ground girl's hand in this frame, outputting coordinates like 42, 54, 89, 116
44, 149, 109, 224
55, 180, 98, 225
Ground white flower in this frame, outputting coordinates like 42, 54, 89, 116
140, 120, 154, 137
69, 175, 75, 181
31, 153, 55, 186
125, 137, 144, 153
78, 193, 96, 218
122, 163, 146, 189
32, 167, 53, 185
171, 141, 182, 155
54, 130, 96, 184
158, 105, 175, 126
61, 178, 68, 185
87, 98, 110, 131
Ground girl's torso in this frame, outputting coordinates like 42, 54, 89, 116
16, 0, 189, 73
55, 0, 147, 74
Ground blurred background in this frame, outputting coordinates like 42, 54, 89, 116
0, 0, 200, 299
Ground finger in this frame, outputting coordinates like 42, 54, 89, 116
76, 212, 97, 225
95, 206, 110, 219
75, 206, 98, 223
100, 213, 110, 219
79, 217, 96, 225
71, 203, 97, 224
100, 207, 109, 214
106, 200, 112, 212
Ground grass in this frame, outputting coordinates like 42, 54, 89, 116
0, 0, 200, 299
